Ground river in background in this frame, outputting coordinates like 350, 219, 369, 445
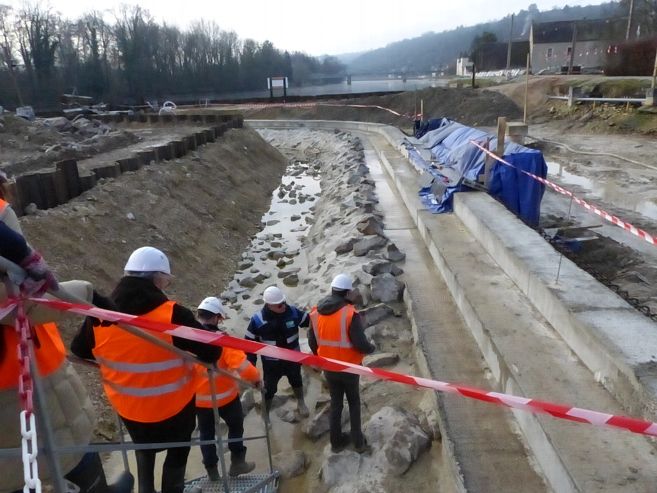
156, 78, 449, 105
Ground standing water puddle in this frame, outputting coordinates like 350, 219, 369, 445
547, 161, 657, 222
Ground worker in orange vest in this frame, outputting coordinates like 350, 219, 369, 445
308, 273, 375, 454
0, 179, 131, 492
195, 297, 261, 480
72, 246, 221, 493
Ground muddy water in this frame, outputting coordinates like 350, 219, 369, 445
220, 163, 321, 327
546, 161, 657, 222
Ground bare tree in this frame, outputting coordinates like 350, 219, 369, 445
0, 4, 23, 104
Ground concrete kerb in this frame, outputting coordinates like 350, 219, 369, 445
402, 286, 468, 493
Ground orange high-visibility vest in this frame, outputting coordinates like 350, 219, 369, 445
309, 305, 363, 365
92, 301, 198, 423
196, 347, 260, 408
0, 198, 7, 213
0, 322, 67, 389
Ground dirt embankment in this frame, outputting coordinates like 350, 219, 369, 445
18, 127, 288, 436
243, 87, 522, 130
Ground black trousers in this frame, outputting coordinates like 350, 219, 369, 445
121, 398, 196, 493
324, 371, 365, 448
262, 358, 303, 400
196, 395, 246, 468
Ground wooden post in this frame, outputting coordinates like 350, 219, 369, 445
524, 53, 530, 123
652, 48, 657, 91
484, 117, 507, 188
626, 0, 635, 40
420, 99, 424, 122
471, 64, 476, 88
506, 14, 515, 75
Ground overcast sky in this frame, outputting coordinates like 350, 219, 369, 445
5, 0, 609, 55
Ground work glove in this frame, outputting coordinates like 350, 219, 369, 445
19, 250, 58, 296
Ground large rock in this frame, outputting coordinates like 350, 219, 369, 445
238, 276, 257, 288
353, 236, 387, 256
241, 389, 256, 415
370, 274, 404, 302
303, 403, 349, 440
360, 304, 394, 327
365, 407, 431, 476
277, 267, 301, 279
366, 324, 412, 344
267, 250, 286, 260
273, 450, 309, 479
384, 243, 406, 262
350, 286, 371, 308
418, 393, 442, 442
320, 450, 362, 488
335, 238, 358, 255
282, 274, 299, 287
363, 352, 400, 368
356, 216, 384, 236
363, 260, 404, 277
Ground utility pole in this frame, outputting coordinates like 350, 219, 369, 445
626, 0, 635, 40
506, 14, 515, 75
567, 22, 577, 75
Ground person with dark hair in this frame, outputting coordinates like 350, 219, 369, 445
72, 246, 220, 493
308, 273, 375, 454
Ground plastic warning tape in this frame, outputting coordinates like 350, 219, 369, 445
470, 141, 657, 247
14, 296, 657, 438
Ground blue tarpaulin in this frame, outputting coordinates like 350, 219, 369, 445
413, 119, 547, 226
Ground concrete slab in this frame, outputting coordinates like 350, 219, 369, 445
454, 193, 657, 420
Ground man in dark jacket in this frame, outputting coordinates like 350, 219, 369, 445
72, 247, 220, 493
308, 273, 375, 454
245, 285, 310, 418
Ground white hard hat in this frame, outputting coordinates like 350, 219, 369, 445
197, 296, 229, 318
263, 286, 286, 305
331, 273, 353, 291
124, 246, 171, 275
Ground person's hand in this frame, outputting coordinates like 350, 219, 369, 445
20, 250, 58, 295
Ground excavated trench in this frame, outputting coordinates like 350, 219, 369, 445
95, 127, 445, 492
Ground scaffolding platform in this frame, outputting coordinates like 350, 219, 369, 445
185, 472, 280, 493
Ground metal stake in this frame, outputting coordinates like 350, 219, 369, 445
208, 367, 231, 493
555, 194, 575, 283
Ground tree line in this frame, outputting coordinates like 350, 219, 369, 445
0, 4, 346, 109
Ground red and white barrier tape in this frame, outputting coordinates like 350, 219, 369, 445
470, 140, 657, 247
227, 101, 412, 119
10, 296, 657, 438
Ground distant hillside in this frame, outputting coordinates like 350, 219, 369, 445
345, 2, 623, 74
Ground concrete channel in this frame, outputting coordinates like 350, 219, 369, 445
248, 119, 657, 492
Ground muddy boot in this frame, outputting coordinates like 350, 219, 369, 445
229, 451, 255, 477
205, 465, 220, 482
331, 433, 351, 454
293, 387, 310, 418
353, 437, 372, 455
